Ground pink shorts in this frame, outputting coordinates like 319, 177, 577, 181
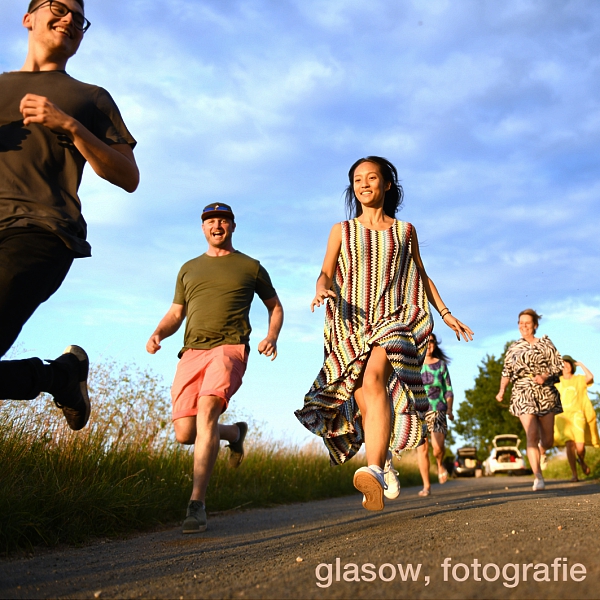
171, 345, 248, 421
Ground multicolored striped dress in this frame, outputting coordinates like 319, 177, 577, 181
295, 218, 432, 465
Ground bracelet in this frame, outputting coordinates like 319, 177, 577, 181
440, 308, 451, 319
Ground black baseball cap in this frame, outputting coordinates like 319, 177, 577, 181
201, 203, 235, 221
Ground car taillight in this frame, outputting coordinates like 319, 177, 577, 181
510, 456, 516, 462
455, 461, 459, 467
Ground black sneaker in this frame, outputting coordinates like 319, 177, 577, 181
51, 345, 90, 431
183, 501, 207, 534
227, 422, 248, 468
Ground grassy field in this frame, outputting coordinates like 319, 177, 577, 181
0, 374, 426, 555
9, 359, 594, 555
3, 388, 594, 556
543, 446, 600, 480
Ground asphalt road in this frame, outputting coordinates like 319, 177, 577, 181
0, 476, 598, 600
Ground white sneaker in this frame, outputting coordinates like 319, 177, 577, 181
383, 451, 400, 500
353, 466, 386, 511
532, 476, 545, 491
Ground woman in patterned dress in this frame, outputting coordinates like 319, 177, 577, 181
295, 156, 473, 511
496, 309, 563, 491
417, 333, 454, 496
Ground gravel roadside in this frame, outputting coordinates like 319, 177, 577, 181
0, 476, 598, 599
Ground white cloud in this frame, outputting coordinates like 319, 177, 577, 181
4, 0, 600, 440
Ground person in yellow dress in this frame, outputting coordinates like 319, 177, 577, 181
554, 355, 599, 481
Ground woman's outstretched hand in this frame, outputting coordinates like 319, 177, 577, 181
311, 288, 336, 312
443, 314, 474, 342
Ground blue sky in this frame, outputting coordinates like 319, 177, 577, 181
2, 0, 599, 446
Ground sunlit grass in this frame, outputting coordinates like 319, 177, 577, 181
543, 447, 600, 481
0, 384, 424, 554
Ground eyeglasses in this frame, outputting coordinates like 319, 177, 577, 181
29, 0, 91, 33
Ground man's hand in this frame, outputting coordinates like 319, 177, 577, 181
20, 94, 74, 134
533, 374, 548, 385
258, 337, 277, 360
20, 94, 139, 193
146, 334, 162, 354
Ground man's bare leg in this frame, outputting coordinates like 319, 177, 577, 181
173, 396, 241, 503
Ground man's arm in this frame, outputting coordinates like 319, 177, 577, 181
19, 94, 139, 192
257, 295, 284, 360
146, 303, 186, 354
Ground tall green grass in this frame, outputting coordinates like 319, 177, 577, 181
543, 447, 600, 480
0, 361, 424, 554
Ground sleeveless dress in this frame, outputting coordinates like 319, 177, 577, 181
295, 219, 432, 465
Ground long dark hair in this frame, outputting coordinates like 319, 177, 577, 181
344, 156, 404, 219
429, 333, 451, 364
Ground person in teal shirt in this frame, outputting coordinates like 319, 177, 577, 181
417, 333, 454, 496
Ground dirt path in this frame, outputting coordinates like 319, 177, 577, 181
0, 476, 598, 599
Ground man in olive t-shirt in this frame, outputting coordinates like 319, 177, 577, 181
0, 0, 139, 430
146, 203, 284, 533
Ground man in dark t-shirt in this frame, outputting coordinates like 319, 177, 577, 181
146, 203, 284, 533
0, 0, 139, 429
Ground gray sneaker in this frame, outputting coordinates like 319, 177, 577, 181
50, 345, 90, 431
183, 501, 207, 533
227, 422, 248, 468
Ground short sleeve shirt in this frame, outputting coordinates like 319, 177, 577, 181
174, 251, 276, 353
0, 70, 136, 256
555, 375, 591, 413
421, 360, 454, 412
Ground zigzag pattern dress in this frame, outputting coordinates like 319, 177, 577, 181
295, 218, 432, 465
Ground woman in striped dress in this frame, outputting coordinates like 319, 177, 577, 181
496, 309, 563, 491
295, 156, 473, 511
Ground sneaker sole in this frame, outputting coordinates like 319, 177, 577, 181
62, 345, 91, 431
353, 471, 384, 511
228, 422, 248, 469
182, 518, 208, 534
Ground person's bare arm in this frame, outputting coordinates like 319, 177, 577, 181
496, 376, 510, 402
410, 227, 473, 342
258, 295, 284, 360
311, 223, 342, 312
446, 395, 454, 420
146, 303, 186, 354
576, 361, 595, 385
20, 94, 139, 192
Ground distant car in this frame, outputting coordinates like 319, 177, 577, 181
454, 446, 482, 477
483, 434, 527, 476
